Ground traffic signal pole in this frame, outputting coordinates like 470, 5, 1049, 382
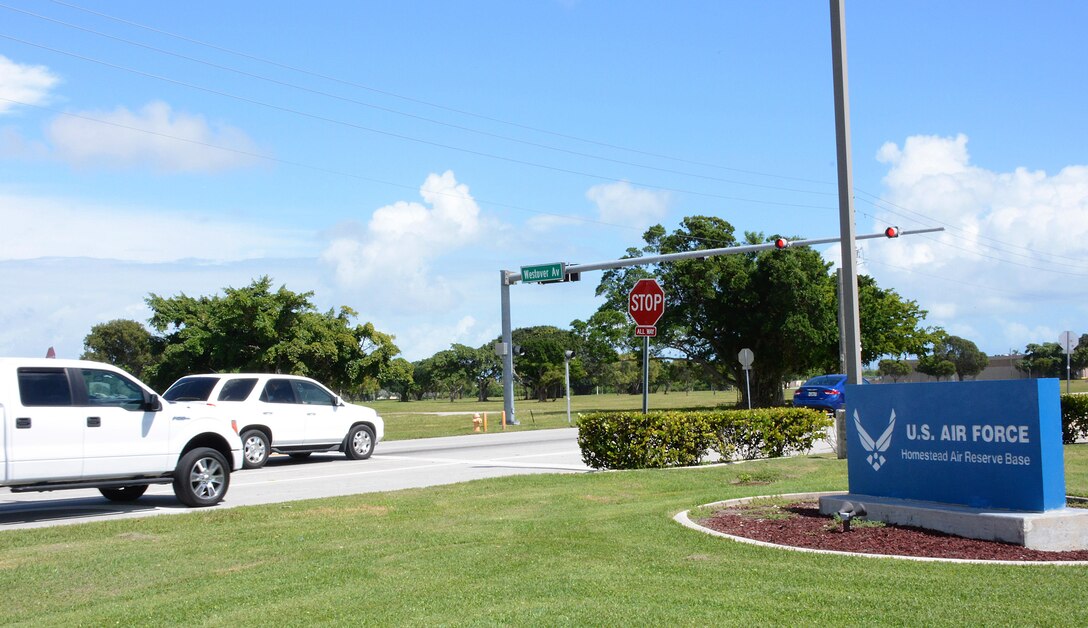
498, 227, 941, 424
500, 270, 516, 424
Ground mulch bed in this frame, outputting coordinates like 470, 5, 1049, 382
699, 501, 1088, 562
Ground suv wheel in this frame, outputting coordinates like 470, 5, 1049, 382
344, 425, 375, 460
241, 429, 270, 469
99, 485, 149, 502
173, 447, 230, 507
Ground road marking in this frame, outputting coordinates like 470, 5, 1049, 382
377, 453, 590, 470
231, 454, 590, 488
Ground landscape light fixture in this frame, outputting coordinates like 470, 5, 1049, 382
837, 501, 867, 532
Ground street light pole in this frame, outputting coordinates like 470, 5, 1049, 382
564, 349, 574, 424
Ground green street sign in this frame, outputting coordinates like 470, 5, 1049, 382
520, 262, 565, 283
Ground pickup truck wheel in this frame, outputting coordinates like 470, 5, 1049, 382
344, 425, 375, 460
99, 485, 149, 502
173, 447, 230, 507
240, 429, 270, 469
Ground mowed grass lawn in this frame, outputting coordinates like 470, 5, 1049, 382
372, 382, 1087, 441
373, 389, 745, 440
1, 446, 1087, 625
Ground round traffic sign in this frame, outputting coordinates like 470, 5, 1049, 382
628, 279, 665, 328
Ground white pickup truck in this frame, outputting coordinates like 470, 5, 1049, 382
0, 358, 243, 507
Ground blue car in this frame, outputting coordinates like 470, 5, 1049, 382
792, 374, 867, 411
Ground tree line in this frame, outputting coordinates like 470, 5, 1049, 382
80, 217, 1083, 406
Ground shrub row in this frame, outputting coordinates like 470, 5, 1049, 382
576, 408, 833, 470
1062, 394, 1088, 444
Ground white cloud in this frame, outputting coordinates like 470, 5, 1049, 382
525, 213, 582, 232
586, 180, 670, 227
0, 193, 315, 263
46, 101, 261, 172
321, 171, 490, 312
386, 315, 500, 361
0, 126, 49, 160
0, 55, 59, 115
869, 134, 1088, 274
862, 133, 1088, 353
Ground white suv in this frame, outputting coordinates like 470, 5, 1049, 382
163, 373, 384, 469
0, 358, 243, 507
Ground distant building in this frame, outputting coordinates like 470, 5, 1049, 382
896, 354, 1085, 383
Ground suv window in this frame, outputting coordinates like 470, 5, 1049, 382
218, 378, 258, 402
17, 368, 72, 406
260, 379, 297, 404
81, 369, 145, 410
164, 377, 218, 402
294, 380, 334, 405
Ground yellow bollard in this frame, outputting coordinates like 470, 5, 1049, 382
501, 410, 507, 431
483, 412, 488, 432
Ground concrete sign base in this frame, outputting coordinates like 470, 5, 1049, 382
819, 493, 1088, 552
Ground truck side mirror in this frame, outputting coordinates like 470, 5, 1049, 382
143, 392, 162, 412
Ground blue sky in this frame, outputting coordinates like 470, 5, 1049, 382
2, 1, 1086, 368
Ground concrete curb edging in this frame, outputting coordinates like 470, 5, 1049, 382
674, 491, 1088, 566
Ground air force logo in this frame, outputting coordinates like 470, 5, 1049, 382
854, 409, 896, 471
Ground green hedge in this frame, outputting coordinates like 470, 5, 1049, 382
1062, 394, 1088, 444
576, 408, 832, 470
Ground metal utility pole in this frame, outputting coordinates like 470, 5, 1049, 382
830, 0, 863, 386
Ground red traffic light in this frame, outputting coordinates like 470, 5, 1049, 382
884, 226, 900, 238
774, 238, 790, 249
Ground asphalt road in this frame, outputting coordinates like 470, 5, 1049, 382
0, 428, 592, 531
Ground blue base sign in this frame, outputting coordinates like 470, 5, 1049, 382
847, 379, 1065, 512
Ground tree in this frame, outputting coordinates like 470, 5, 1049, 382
569, 310, 624, 394
1017, 337, 1088, 379
81, 319, 156, 378
915, 355, 957, 381
429, 348, 472, 402
143, 276, 398, 391
511, 326, 577, 401
917, 333, 988, 381
412, 358, 439, 400
856, 275, 936, 364
589, 216, 932, 407
380, 357, 415, 401
877, 358, 911, 383
944, 335, 989, 381
460, 343, 502, 402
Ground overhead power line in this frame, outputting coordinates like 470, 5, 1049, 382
45, 0, 835, 186
0, 32, 839, 214
1, 3, 836, 198
7, 2, 1079, 286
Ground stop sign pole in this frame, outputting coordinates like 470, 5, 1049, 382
629, 279, 665, 413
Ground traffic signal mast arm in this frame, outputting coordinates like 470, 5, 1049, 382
498, 225, 942, 424
506, 226, 942, 284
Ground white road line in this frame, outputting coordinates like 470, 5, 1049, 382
375, 453, 589, 470
231, 456, 590, 488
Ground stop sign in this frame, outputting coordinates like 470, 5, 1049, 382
628, 279, 665, 330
